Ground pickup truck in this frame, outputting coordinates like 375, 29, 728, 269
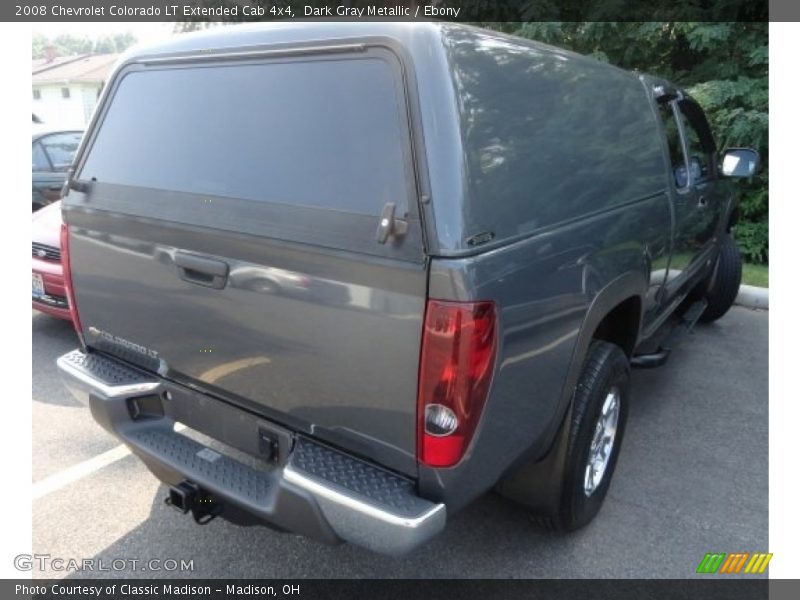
57, 23, 759, 555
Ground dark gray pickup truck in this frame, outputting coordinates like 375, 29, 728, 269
57, 23, 759, 555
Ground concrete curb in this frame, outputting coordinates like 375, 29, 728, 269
735, 284, 768, 310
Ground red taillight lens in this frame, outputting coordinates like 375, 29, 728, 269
60, 222, 83, 336
417, 300, 497, 468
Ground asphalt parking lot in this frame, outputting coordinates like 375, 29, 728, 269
32, 306, 768, 579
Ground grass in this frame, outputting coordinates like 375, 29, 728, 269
670, 251, 768, 287
664, 253, 767, 287
742, 263, 768, 288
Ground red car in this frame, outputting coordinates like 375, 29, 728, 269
32, 200, 71, 321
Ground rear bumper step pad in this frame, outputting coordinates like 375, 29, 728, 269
57, 349, 161, 400
57, 349, 444, 555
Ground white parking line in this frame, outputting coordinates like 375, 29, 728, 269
32, 444, 131, 500
32, 423, 186, 500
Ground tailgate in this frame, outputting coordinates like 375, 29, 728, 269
64, 47, 427, 476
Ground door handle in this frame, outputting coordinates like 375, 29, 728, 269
375, 202, 408, 244
174, 251, 229, 290
697, 195, 707, 208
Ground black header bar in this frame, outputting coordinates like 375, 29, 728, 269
4, 578, 780, 600
5, 0, 781, 23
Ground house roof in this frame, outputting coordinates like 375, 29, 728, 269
32, 54, 119, 85
32, 55, 87, 74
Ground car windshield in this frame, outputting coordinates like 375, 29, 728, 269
39, 132, 83, 171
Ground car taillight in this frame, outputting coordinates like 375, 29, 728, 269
417, 300, 497, 468
60, 222, 83, 338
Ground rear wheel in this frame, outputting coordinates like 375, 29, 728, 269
699, 233, 742, 323
539, 340, 630, 531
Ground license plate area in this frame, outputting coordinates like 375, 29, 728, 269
32, 273, 45, 298
155, 383, 294, 466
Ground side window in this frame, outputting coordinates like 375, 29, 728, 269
677, 100, 715, 185
40, 132, 82, 171
657, 104, 688, 188
32, 142, 50, 172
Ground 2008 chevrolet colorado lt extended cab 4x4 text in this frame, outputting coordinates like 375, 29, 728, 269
57, 22, 759, 555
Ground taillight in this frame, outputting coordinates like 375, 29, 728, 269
60, 222, 84, 338
417, 300, 497, 467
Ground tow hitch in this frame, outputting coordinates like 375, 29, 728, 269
165, 481, 222, 525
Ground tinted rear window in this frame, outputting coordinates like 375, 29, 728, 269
41, 132, 83, 171
80, 57, 411, 216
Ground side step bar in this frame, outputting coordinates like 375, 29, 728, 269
631, 299, 707, 369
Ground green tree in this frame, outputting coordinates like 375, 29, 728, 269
94, 32, 138, 54
32, 32, 48, 59
51, 33, 94, 56
32, 32, 138, 59
173, 21, 221, 33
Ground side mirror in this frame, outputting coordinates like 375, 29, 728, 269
720, 148, 760, 178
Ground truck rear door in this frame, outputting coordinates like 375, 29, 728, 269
63, 47, 427, 476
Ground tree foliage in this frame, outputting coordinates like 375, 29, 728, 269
481, 22, 768, 263
32, 32, 138, 59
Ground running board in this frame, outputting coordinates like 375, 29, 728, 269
631, 299, 707, 369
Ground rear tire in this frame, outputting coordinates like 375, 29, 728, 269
699, 233, 742, 323
538, 340, 630, 531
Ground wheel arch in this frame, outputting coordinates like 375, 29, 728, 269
496, 271, 645, 512
562, 271, 645, 408
591, 295, 642, 358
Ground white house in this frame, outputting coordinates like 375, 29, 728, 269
32, 53, 119, 129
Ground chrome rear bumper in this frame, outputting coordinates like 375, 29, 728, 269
57, 349, 445, 555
